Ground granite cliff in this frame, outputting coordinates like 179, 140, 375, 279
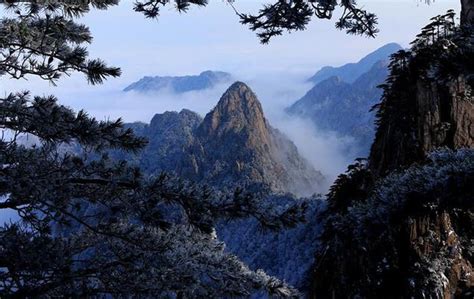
192, 82, 324, 196
311, 15, 474, 298
122, 82, 325, 197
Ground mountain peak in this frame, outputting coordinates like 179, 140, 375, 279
358, 43, 403, 65
148, 109, 202, 134
193, 81, 324, 196
199, 81, 267, 138
220, 81, 260, 109
224, 81, 255, 97
200, 70, 231, 78
123, 70, 232, 93
308, 42, 402, 84
288, 47, 393, 157
119, 81, 325, 197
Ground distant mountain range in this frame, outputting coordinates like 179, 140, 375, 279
122, 82, 325, 197
308, 43, 401, 84
123, 70, 232, 93
288, 43, 402, 156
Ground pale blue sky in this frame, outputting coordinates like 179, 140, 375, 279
4, 0, 461, 104
79, 0, 460, 82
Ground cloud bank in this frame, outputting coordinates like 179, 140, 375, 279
3, 69, 363, 194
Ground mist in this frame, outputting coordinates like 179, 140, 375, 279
7, 71, 359, 192
237, 72, 361, 190
1, 0, 460, 194
10, 71, 359, 192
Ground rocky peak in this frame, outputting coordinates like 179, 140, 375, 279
193, 81, 324, 196
127, 110, 202, 177
198, 82, 270, 144
308, 43, 402, 84
119, 82, 325, 196
149, 109, 202, 131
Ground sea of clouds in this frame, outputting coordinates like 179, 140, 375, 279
5, 67, 361, 194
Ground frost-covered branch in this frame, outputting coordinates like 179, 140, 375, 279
133, 0, 378, 43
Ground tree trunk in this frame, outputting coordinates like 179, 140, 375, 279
461, 0, 474, 25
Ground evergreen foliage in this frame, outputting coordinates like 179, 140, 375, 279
0, 1, 306, 297
314, 149, 474, 297
313, 13, 474, 297
0, 0, 121, 84
324, 10, 473, 231
134, 0, 473, 43
134, 0, 378, 43
1, 1, 470, 297
370, 11, 474, 175
326, 158, 372, 212
217, 195, 327, 292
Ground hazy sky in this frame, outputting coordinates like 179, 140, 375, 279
4, 0, 461, 114
78, 0, 459, 80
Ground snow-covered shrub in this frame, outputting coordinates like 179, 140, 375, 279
314, 148, 474, 297
218, 195, 327, 292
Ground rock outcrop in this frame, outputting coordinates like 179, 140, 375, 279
312, 149, 474, 298
311, 16, 474, 299
369, 58, 473, 176
191, 82, 324, 196
124, 109, 202, 177
122, 82, 325, 197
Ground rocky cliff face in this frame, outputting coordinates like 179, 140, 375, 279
122, 82, 325, 197
311, 17, 474, 298
125, 109, 202, 177
312, 150, 474, 298
369, 58, 473, 176
405, 210, 474, 298
192, 82, 324, 196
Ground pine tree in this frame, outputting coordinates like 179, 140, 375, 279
131, 0, 471, 43
0, 1, 305, 297
134, 0, 379, 43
